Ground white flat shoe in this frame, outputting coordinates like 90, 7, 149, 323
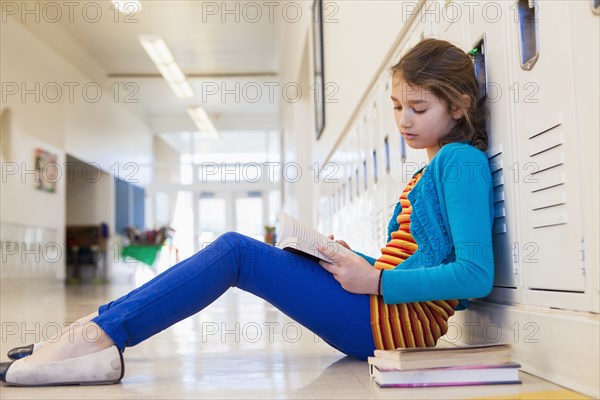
1, 345, 124, 387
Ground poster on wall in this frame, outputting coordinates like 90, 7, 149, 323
34, 148, 58, 193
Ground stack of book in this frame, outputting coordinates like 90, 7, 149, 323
369, 342, 521, 388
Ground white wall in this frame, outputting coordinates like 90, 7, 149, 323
0, 18, 69, 277
149, 136, 181, 234
153, 136, 181, 185
0, 16, 153, 281
279, 33, 313, 222
311, 2, 414, 164
277, 1, 414, 227
0, 109, 66, 279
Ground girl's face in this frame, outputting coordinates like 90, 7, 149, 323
391, 75, 465, 161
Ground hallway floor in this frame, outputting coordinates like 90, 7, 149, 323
0, 278, 588, 399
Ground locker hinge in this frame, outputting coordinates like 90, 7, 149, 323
512, 242, 519, 274
580, 237, 586, 275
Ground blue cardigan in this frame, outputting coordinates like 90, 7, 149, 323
353, 142, 495, 309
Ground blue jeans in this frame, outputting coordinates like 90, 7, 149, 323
91, 232, 376, 360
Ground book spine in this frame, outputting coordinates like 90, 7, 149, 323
376, 380, 522, 388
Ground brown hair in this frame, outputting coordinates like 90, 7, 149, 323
390, 38, 488, 151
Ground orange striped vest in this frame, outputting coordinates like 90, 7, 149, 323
370, 169, 459, 350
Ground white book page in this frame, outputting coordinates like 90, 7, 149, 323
277, 211, 351, 262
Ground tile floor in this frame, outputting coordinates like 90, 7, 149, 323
0, 277, 589, 399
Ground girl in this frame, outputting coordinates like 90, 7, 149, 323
0, 38, 494, 386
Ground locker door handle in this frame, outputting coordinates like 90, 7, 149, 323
517, 0, 540, 70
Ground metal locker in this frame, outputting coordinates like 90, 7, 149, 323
510, 1, 585, 292
336, 143, 347, 237
357, 108, 375, 254
466, 1, 521, 293
336, 130, 359, 246
361, 99, 379, 252
351, 120, 364, 252
367, 87, 387, 248
424, 0, 465, 46
379, 71, 404, 223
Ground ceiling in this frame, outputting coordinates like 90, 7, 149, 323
16, 0, 281, 154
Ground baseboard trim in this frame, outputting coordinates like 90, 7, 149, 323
447, 300, 599, 398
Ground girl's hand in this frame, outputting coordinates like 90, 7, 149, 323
327, 234, 352, 250
316, 242, 380, 295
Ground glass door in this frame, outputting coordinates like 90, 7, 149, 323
151, 189, 275, 256
234, 191, 266, 242
197, 191, 232, 250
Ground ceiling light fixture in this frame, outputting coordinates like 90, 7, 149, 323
187, 107, 219, 140
139, 35, 194, 99
112, 0, 142, 14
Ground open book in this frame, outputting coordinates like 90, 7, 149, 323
275, 211, 353, 263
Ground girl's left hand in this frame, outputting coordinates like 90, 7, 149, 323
316, 243, 380, 295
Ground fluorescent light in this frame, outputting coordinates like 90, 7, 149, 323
139, 36, 175, 65
139, 35, 195, 99
156, 63, 186, 83
140, 38, 164, 65
165, 63, 186, 82
169, 82, 194, 99
112, 0, 142, 14
153, 40, 174, 64
187, 107, 219, 139
177, 82, 194, 98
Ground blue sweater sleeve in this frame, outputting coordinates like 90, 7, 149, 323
381, 148, 495, 304
352, 250, 377, 266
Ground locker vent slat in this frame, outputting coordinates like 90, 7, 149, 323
528, 124, 568, 229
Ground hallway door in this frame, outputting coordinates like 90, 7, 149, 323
197, 191, 232, 250
233, 190, 266, 242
